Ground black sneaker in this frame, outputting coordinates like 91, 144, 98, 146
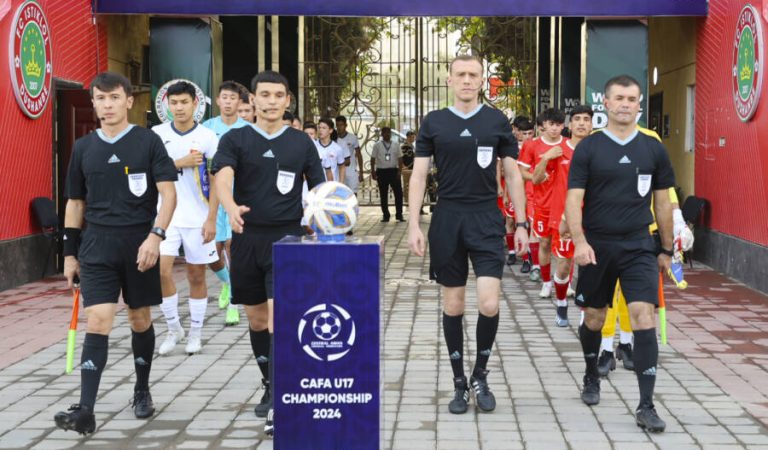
470, 370, 496, 412
380, 217, 390, 223
54, 404, 96, 435
581, 375, 601, 406
264, 407, 274, 437
521, 259, 532, 274
448, 376, 470, 414
597, 351, 616, 377
396, 216, 405, 222
616, 343, 635, 370
636, 405, 666, 432
131, 390, 155, 419
506, 253, 517, 266
254, 379, 271, 418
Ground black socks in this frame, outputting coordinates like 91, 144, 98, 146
131, 325, 155, 392
473, 313, 499, 376
80, 333, 109, 410
633, 328, 658, 408
250, 328, 271, 381
442, 313, 465, 378
579, 323, 602, 378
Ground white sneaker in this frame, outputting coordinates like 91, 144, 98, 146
539, 282, 553, 298
567, 283, 576, 297
185, 334, 202, 355
158, 327, 185, 355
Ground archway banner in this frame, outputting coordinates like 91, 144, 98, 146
93, 0, 707, 17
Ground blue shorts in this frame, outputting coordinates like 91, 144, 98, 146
216, 206, 232, 242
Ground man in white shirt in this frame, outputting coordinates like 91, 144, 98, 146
316, 118, 346, 182
153, 81, 220, 355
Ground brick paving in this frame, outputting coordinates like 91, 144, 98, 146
0, 207, 767, 449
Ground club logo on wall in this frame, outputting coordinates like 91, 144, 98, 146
155, 79, 207, 123
9, 0, 53, 119
298, 303, 356, 362
732, 4, 764, 122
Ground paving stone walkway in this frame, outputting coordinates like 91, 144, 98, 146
0, 207, 767, 449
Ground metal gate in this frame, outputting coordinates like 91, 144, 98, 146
300, 17, 537, 205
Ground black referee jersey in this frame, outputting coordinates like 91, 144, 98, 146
415, 105, 518, 208
568, 129, 675, 237
211, 124, 325, 228
65, 125, 178, 225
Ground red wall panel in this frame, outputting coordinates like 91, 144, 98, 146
696, 0, 768, 246
0, 0, 106, 241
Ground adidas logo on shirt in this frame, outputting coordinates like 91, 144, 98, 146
81, 360, 98, 371
107, 154, 121, 164
460, 129, 472, 137
619, 155, 631, 164
263, 149, 275, 158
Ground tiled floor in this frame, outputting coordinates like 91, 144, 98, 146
0, 207, 766, 449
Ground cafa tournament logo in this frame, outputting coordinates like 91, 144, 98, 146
155, 79, 207, 123
298, 303, 356, 362
732, 4, 764, 122
9, 0, 53, 119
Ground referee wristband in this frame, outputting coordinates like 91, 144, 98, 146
62, 228, 81, 257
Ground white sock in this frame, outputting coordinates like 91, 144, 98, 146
600, 337, 614, 353
160, 294, 181, 330
188, 297, 208, 336
619, 331, 633, 345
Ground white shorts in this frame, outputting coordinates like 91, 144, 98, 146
160, 226, 219, 264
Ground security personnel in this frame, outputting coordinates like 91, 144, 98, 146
54, 72, 178, 435
370, 127, 404, 222
408, 55, 528, 415
212, 70, 325, 437
565, 74, 675, 433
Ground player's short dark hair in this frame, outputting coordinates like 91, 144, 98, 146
570, 105, 594, 118
540, 108, 566, 125
449, 54, 483, 74
218, 80, 242, 96
283, 111, 295, 121
303, 121, 317, 131
166, 81, 197, 100
406, 131, 415, 137
604, 74, 641, 95
335, 115, 347, 124
512, 115, 529, 129
90, 72, 132, 98
381, 126, 391, 133
517, 119, 534, 131
318, 117, 335, 129
251, 70, 290, 93
239, 91, 251, 104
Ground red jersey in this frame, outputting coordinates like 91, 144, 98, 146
547, 140, 576, 231
517, 137, 568, 214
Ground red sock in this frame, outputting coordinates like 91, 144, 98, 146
541, 264, 551, 283
505, 233, 515, 252
530, 242, 540, 266
554, 279, 569, 300
522, 252, 530, 261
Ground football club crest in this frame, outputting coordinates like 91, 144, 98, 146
732, 4, 764, 122
155, 79, 207, 123
9, 0, 53, 119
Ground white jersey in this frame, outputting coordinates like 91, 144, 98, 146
336, 132, 361, 190
153, 122, 219, 228
315, 140, 345, 182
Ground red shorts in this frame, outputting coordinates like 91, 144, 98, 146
532, 210, 552, 238
497, 197, 515, 219
552, 232, 574, 259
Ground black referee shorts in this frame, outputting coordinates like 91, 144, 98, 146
78, 224, 162, 309
427, 203, 506, 287
230, 224, 304, 305
574, 231, 659, 309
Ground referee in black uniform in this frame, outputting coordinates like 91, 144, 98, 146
54, 72, 178, 434
565, 75, 675, 432
408, 55, 528, 414
212, 71, 325, 437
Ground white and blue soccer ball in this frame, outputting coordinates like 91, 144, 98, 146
312, 311, 342, 341
303, 181, 359, 235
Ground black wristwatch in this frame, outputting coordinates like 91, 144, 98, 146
515, 222, 530, 230
659, 247, 674, 257
150, 227, 167, 240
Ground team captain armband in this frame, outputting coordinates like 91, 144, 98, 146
62, 228, 81, 257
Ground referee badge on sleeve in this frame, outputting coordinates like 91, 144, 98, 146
276, 170, 296, 195
637, 174, 652, 197
477, 146, 493, 168
128, 172, 148, 197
